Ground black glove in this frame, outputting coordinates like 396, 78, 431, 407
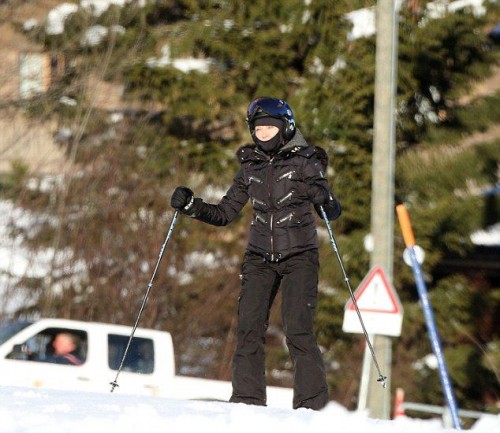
315, 199, 341, 221
308, 184, 330, 205
298, 182, 329, 206
171, 186, 195, 213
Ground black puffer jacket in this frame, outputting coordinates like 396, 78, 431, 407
188, 129, 341, 261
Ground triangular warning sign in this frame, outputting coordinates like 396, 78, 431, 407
343, 267, 403, 336
346, 266, 402, 314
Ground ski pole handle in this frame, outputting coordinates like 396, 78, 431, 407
396, 204, 416, 248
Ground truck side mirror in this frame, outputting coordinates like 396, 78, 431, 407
7, 343, 31, 360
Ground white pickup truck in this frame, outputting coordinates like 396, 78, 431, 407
0, 318, 293, 407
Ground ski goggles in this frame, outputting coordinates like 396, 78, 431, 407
246, 97, 292, 122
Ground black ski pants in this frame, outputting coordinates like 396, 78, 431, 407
229, 249, 329, 410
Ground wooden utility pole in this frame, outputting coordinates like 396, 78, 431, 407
358, 0, 399, 419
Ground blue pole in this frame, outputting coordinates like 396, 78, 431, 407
407, 246, 462, 429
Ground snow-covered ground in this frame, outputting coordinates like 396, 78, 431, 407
1, 386, 498, 433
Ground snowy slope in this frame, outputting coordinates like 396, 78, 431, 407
0, 386, 498, 433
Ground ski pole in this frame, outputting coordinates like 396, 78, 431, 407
318, 205, 387, 388
396, 204, 462, 429
110, 210, 180, 392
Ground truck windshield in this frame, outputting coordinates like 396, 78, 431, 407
0, 321, 33, 345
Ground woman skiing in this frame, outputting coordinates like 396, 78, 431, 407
171, 97, 341, 410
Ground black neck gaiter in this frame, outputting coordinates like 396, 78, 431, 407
255, 131, 284, 155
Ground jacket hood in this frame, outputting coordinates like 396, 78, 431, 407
280, 128, 308, 152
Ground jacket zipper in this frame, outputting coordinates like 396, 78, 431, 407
249, 176, 263, 184
255, 213, 267, 224
276, 212, 294, 225
269, 214, 274, 260
268, 158, 275, 260
276, 191, 293, 206
276, 170, 296, 181
252, 197, 266, 208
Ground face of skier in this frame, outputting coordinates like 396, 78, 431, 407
254, 125, 280, 142
252, 116, 284, 154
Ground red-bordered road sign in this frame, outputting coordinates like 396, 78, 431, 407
343, 266, 403, 337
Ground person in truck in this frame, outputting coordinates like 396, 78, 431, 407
44, 332, 83, 366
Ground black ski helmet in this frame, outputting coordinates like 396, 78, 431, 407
246, 97, 296, 141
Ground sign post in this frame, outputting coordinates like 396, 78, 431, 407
369, 0, 399, 418
343, 266, 403, 413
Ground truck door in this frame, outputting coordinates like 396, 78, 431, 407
1, 326, 91, 391
107, 333, 160, 396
